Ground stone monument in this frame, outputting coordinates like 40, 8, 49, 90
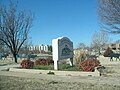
52, 37, 73, 70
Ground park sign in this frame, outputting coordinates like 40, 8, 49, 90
52, 37, 73, 60
52, 37, 73, 70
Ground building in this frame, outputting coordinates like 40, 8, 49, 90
102, 43, 120, 50
29, 45, 49, 53
108, 43, 120, 50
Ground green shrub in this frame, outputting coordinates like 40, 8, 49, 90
58, 64, 80, 71
32, 64, 80, 71
32, 65, 54, 70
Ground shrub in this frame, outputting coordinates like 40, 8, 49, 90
103, 47, 113, 57
34, 59, 48, 66
46, 58, 54, 65
32, 65, 54, 70
80, 58, 100, 72
74, 49, 87, 65
21, 59, 34, 69
34, 58, 54, 66
58, 64, 80, 71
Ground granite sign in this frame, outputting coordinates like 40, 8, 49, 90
52, 37, 73, 70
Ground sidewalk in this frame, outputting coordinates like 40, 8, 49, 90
0, 64, 20, 71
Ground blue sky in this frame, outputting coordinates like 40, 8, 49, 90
0, 0, 120, 48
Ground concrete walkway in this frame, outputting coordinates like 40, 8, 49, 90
0, 64, 20, 71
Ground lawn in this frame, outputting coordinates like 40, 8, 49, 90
32, 64, 81, 71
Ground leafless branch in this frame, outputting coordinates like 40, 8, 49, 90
98, 0, 120, 33
0, 1, 33, 63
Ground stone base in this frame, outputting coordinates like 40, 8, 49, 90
9, 67, 100, 77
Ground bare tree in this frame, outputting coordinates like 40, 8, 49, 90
0, 1, 33, 63
115, 40, 120, 44
77, 43, 86, 49
74, 43, 87, 65
91, 31, 109, 55
48, 45, 52, 55
19, 37, 33, 56
98, 0, 120, 33
74, 48, 87, 65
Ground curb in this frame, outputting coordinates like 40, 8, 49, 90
9, 67, 100, 76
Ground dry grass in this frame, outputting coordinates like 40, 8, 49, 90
0, 58, 22, 66
1, 56, 120, 90
0, 75, 120, 90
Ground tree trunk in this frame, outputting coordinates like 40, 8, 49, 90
98, 47, 101, 55
13, 53, 17, 63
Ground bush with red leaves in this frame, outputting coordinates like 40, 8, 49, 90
46, 57, 54, 65
34, 58, 54, 66
21, 59, 34, 69
34, 59, 48, 66
80, 58, 100, 72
